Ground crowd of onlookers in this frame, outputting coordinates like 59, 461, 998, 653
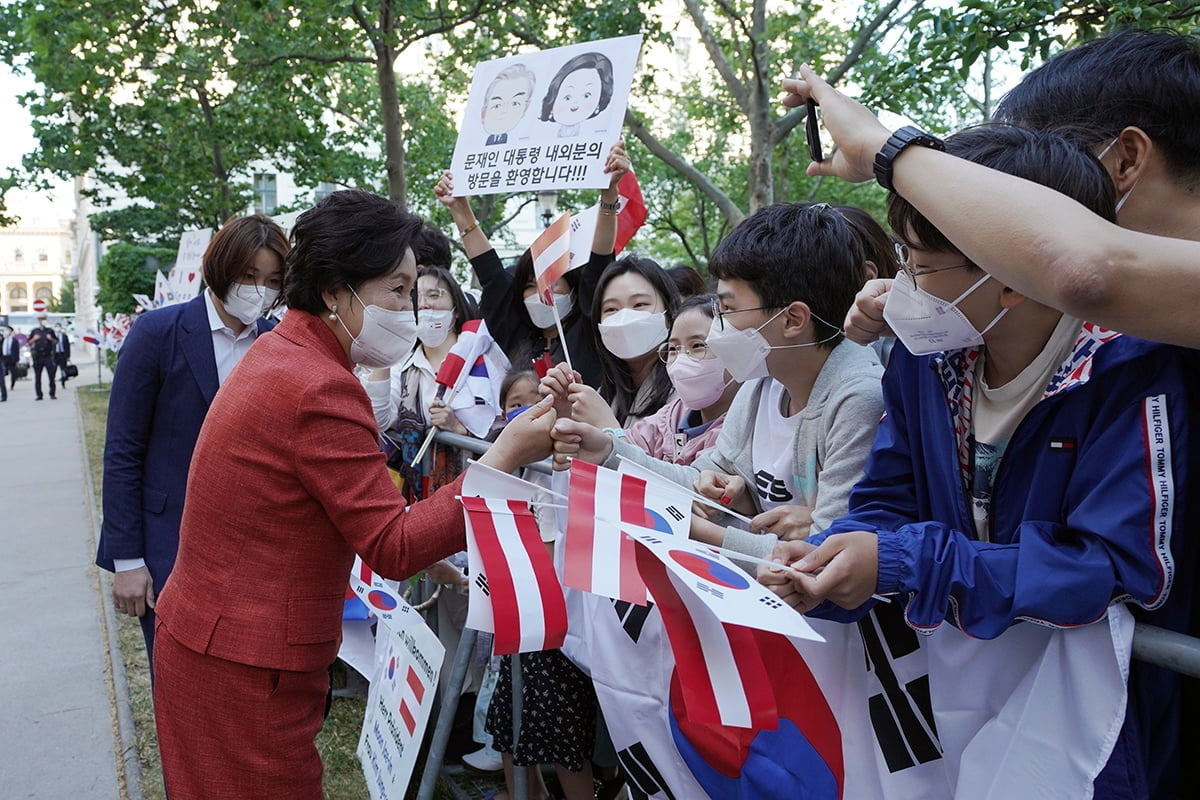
91, 28, 1199, 800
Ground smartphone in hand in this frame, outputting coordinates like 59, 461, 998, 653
805, 99, 824, 162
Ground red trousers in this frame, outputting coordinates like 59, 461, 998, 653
154, 619, 330, 799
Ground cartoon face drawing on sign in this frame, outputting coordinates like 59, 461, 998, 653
539, 52, 614, 138
481, 64, 536, 146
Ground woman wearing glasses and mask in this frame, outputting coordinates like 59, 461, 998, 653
545, 294, 738, 467
365, 257, 509, 502
152, 191, 556, 800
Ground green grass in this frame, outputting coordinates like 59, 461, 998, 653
78, 386, 395, 800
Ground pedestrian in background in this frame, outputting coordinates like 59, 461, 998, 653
27, 313, 58, 400
54, 323, 71, 387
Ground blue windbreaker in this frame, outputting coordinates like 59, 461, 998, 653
809, 324, 1198, 799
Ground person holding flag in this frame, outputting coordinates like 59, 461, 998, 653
361, 233, 508, 737
364, 260, 505, 502
151, 191, 559, 800
434, 142, 637, 386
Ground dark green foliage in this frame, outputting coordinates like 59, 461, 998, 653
96, 244, 178, 314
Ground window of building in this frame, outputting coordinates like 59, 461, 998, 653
8, 285, 27, 312
37, 249, 48, 262
314, 181, 337, 202
253, 173, 278, 215
14, 248, 23, 262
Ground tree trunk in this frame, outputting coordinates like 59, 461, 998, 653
374, 2, 406, 207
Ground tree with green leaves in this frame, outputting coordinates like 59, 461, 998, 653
0, 1, 384, 240
95, 244, 177, 315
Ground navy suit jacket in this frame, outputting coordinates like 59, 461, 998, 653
96, 295, 275, 594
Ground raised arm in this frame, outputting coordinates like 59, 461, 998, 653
785, 66, 1200, 348
590, 140, 631, 257
435, 171, 492, 260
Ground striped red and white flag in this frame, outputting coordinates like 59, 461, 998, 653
614, 169, 648, 253
463, 495, 568, 655
531, 211, 573, 305
633, 539, 778, 729
564, 460, 650, 604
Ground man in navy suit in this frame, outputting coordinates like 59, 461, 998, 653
96, 215, 288, 669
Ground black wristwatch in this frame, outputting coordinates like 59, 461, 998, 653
873, 126, 946, 193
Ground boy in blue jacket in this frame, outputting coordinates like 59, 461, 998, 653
762, 125, 1197, 799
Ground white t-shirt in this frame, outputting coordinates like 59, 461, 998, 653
750, 380, 803, 511
969, 315, 1081, 540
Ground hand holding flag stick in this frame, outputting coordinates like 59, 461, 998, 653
411, 319, 503, 466
529, 211, 575, 374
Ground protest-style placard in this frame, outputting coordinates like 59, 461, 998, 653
170, 228, 212, 301
357, 616, 444, 800
449, 34, 643, 196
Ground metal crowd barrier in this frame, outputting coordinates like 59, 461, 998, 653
405, 429, 1200, 800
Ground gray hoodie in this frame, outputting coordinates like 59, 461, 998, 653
605, 339, 885, 561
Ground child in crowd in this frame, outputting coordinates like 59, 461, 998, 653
552, 201, 885, 557
434, 143, 630, 387
763, 125, 1198, 800
480, 368, 599, 800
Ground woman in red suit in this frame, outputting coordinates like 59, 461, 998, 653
152, 190, 556, 800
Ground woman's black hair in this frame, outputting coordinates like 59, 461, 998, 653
417, 266, 476, 335
669, 293, 716, 330
591, 254, 681, 422
283, 190, 424, 314
832, 205, 899, 281
666, 265, 709, 298
539, 52, 615, 123
203, 214, 290, 301
412, 222, 453, 270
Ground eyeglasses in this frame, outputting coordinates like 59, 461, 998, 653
657, 341, 713, 364
710, 297, 777, 331
418, 287, 450, 303
895, 242, 973, 287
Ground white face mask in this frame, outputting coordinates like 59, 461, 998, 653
416, 308, 454, 348
882, 273, 1007, 356
598, 308, 668, 360
666, 351, 730, 410
336, 286, 419, 368
524, 292, 574, 330
705, 308, 841, 382
223, 283, 279, 326
1095, 136, 1139, 216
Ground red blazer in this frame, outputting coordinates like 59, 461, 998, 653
156, 309, 465, 673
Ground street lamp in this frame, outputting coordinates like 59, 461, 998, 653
537, 190, 558, 229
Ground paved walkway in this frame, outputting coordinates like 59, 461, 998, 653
0, 357, 135, 799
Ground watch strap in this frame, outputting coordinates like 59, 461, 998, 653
873, 126, 946, 193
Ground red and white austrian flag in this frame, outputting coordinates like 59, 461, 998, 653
463, 495, 568, 655
531, 211, 574, 304
565, 460, 648, 604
